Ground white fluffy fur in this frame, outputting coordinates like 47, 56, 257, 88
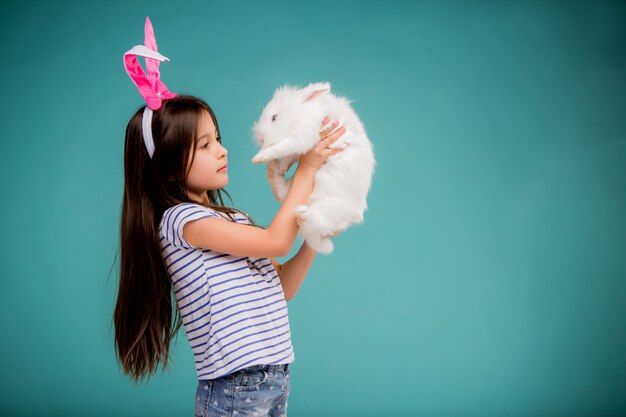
251, 82, 376, 254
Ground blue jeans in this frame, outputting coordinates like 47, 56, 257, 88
194, 363, 291, 417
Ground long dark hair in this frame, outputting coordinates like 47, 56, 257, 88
113, 94, 263, 382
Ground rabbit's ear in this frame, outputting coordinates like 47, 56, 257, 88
303, 82, 331, 101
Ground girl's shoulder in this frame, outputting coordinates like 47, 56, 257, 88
163, 202, 216, 214
162, 202, 251, 224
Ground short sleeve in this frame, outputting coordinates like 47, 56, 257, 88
234, 212, 252, 225
160, 203, 220, 249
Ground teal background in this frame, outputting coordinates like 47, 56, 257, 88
1, 0, 625, 416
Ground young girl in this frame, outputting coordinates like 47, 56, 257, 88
113, 93, 346, 416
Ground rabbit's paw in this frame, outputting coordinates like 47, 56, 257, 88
252, 152, 270, 164
277, 157, 296, 175
316, 238, 334, 254
252, 146, 279, 164
294, 205, 309, 227
266, 159, 280, 173
306, 236, 334, 254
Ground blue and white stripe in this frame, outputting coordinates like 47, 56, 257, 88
159, 203, 295, 380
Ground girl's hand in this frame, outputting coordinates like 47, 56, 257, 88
298, 117, 346, 171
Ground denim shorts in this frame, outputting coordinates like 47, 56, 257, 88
194, 363, 291, 417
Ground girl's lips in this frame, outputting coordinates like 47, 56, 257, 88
218, 165, 228, 172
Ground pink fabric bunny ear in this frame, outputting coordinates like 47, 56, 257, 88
123, 17, 176, 110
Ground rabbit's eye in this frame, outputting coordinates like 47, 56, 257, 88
271, 114, 277, 122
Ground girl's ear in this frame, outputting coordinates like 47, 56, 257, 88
303, 82, 331, 101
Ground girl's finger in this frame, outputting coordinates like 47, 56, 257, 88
320, 121, 339, 138
323, 126, 346, 143
321, 147, 346, 158
320, 129, 347, 153
316, 126, 341, 150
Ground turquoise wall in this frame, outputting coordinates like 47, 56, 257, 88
1, 1, 624, 416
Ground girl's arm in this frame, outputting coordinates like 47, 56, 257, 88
274, 242, 317, 301
270, 257, 283, 275
183, 120, 346, 258
184, 164, 317, 258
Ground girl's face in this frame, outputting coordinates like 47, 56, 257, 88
185, 110, 229, 203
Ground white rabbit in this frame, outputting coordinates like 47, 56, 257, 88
251, 81, 376, 254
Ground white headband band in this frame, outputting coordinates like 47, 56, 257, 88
142, 106, 155, 158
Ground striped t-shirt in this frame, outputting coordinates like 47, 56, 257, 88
159, 202, 295, 380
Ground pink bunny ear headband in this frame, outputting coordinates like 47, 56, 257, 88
123, 17, 177, 158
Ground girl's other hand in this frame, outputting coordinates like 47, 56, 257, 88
298, 117, 346, 171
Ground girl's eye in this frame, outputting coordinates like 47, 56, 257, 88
200, 137, 220, 149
